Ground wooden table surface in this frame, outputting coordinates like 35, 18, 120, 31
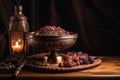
0, 56, 120, 80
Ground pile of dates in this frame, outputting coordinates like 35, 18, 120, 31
34, 25, 70, 36
58, 52, 94, 67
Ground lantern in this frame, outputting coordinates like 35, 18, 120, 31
9, 5, 29, 55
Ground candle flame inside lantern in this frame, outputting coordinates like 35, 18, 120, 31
16, 41, 19, 46
12, 40, 23, 53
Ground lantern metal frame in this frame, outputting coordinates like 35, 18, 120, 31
9, 5, 29, 55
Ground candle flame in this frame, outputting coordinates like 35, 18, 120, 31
16, 41, 19, 46
12, 41, 23, 53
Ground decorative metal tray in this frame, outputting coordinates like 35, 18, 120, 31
25, 53, 102, 73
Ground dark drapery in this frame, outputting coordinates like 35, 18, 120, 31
0, 0, 120, 56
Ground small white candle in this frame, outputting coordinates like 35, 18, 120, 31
12, 41, 23, 53
57, 56, 62, 63
44, 56, 62, 64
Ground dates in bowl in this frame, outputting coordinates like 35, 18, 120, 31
28, 25, 78, 51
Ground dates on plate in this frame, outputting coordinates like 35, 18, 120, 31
58, 52, 95, 67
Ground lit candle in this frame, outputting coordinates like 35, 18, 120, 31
12, 41, 23, 53
57, 56, 62, 63
44, 55, 62, 64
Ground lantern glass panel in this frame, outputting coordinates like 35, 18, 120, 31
10, 31, 24, 53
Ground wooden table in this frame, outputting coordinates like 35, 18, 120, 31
0, 56, 120, 80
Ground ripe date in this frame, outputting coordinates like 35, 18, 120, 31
58, 51, 95, 67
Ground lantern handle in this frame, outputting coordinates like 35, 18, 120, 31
16, 0, 21, 5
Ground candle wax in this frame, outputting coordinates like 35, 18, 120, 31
12, 41, 23, 53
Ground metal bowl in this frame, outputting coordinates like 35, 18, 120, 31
28, 32, 78, 64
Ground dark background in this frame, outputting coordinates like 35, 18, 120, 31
0, 0, 120, 56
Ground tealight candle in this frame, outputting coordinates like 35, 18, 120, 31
56, 56, 62, 63
44, 55, 62, 64
12, 41, 23, 53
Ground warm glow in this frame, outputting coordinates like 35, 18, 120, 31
18, 39, 21, 42
12, 41, 23, 53
16, 41, 19, 46
57, 56, 62, 63
44, 56, 62, 64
